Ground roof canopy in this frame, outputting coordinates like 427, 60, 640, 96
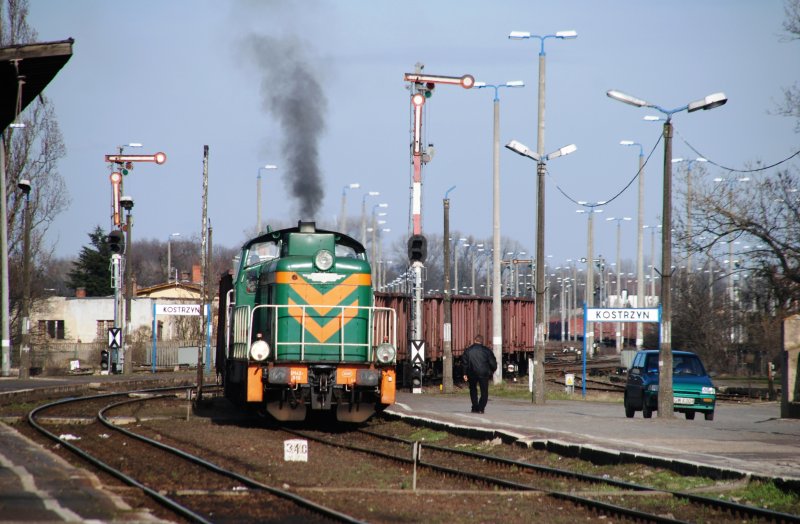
0, 39, 73, 130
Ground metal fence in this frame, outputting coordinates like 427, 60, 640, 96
20, 340, 212, 375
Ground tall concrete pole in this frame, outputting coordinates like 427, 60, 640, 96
635, 147, 645, 348
491, 95, 503, 384
659, 121, 674, 418
1, 137, 11, 377
442, 192, 453, 392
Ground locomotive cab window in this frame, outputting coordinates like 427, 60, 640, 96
245, 240, 280, 266
335, 243, 362, 259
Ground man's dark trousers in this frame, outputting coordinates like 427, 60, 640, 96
468, 374, 489, 412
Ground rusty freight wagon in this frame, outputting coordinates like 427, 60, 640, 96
374, 292, 535, 380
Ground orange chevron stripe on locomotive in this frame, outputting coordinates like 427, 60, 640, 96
277, 272, 370, 343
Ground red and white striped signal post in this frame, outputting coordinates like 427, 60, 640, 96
403, 66, 473, 393
104, 151, 167, 374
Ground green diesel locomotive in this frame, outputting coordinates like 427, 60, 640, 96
216, 221, 397, 423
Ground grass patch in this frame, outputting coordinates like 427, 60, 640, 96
406, 427, 449, 443
719, 480, 800, 514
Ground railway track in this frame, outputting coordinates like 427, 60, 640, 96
27, 386, 364, 523
24, 389, 617, 522
281, 426, 799, 523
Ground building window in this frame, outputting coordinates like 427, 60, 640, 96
38, 320, 65, 340
97, 320, 115, 341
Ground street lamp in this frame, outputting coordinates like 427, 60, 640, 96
339, 182, 360, 233
17, 179, 31, 379
643, 224, 662, 299
507, 139, 576, 404
608, 88, 726, 418
577, 204, 604, 358
606, 216, 632, 352
672, 157, 708, 274
256, 164, 278, 233
370, 203, 388, 268
508, 29, 577, 171
474, 79, 524, 384
454, 238, 469, 294
361, 191, 380, 245
120, 195, 134, 375
471, 244, 485, 295
167, 232, 181, 283
620, 139, 646, 349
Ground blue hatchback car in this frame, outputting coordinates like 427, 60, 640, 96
624, 350, 716, 420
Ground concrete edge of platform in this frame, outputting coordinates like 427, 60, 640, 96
381, 410, 800, 493
0, 374, 197, 403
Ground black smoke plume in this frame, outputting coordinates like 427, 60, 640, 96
246, 34, 326, 219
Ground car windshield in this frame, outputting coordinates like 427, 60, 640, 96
673, 355, 705, 376
643, 353, 705, 376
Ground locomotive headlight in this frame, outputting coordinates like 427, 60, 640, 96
375, 343, 396, 364
249, 340, 270, 361
314, 249, 334, 271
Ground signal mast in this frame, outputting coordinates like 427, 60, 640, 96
403, 64, 473, 393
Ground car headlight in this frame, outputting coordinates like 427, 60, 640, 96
375, 343, 396, 364
647, 384, 659, 392
314, 249, 334, 271
249, 340, 270, 361
701, 386, 715, 395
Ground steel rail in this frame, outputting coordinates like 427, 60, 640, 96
361, 428, 800, 524
98, 395, 365, 524
284, 428, 684, 523
28, 386, 213, 524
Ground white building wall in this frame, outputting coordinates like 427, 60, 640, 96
31, 296, 206, 342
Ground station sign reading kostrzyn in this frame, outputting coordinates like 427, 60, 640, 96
587, 308, 660, 323
155, 304, 201, 316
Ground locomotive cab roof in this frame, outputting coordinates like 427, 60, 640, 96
237, 222, 370, 272
242, 221, 366, 254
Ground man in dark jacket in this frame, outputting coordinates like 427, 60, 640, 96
461, 335, 497, 413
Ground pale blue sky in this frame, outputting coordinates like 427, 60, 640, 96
30, 0, 798, 271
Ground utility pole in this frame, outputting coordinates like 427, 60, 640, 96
442, 186, 455, 393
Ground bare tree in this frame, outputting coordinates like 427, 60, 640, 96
2, 0, 70, 333
778, 0, 800, 131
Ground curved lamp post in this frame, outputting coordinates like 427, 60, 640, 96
339, 182, 360, 233
672, 157, 707, 274
607, 88, 726, 418
474, 79, 524, 385
606, 216, 632, 352
576, 203, 605, 364
620, 139, 646, 349
360, 191, 380, 245
506, 139, 576, 404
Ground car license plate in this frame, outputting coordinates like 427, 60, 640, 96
673, 396, 694, 405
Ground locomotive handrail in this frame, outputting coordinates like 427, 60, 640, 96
237, 303, 397, 363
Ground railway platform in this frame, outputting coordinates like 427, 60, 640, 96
385, 388, 800, 489
0, 370, 196, 522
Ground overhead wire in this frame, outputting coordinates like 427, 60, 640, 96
549, 131, 663, 208
545, 127, 800, 212
676, 128, 800, 173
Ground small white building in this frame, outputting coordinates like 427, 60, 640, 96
30, 282, 213, 344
